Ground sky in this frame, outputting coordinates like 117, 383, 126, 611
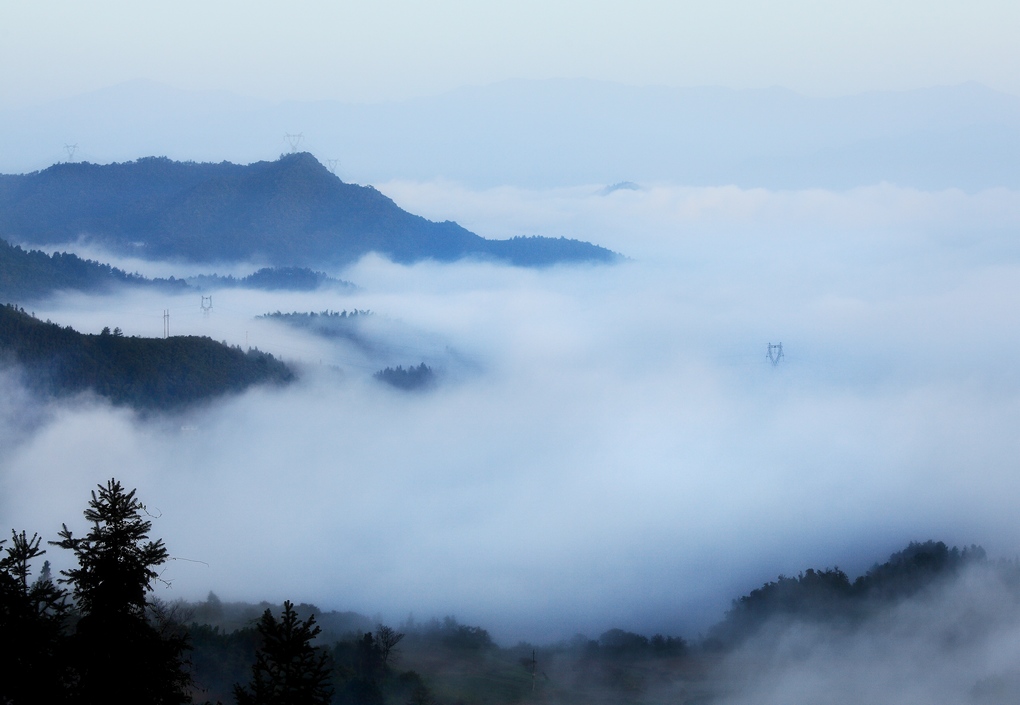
1, 0, 1019, 107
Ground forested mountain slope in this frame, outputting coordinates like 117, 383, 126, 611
0, 304, 293, 409
0, 237, 352, 300
0, 237, 186, 300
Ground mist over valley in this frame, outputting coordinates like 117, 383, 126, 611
4, 177, 1020, 647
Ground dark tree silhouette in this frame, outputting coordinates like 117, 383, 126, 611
234, 600, 333, 705
52, 479, 190, 704
374, 624, 405, 669
0, 531, 70, 704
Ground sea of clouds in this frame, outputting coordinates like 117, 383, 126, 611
3, 181, 1020, 648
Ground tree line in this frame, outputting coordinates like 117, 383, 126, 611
2, 477, 1010, 704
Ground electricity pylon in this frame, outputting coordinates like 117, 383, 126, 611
766, 342, 784, 366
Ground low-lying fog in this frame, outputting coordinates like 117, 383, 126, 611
3, 182, 1020, 645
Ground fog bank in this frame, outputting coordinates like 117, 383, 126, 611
2, 182, 1020, 643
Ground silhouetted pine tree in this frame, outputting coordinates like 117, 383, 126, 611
234, 600, 333, 705
0, 531, 70, 704
52, 479, 191, 704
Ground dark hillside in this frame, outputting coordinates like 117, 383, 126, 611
0, 304, 293, 409
0, 237, 353, 299
0, 237, 188, 300
709, 540, 989, 647
0, 154, 618, 267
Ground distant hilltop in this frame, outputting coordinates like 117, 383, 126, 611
0, 153, 619, 267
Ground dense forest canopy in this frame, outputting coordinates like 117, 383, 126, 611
0, 304, 293, 409
0, 154, 619, 267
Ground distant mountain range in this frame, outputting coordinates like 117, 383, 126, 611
2, 79, 1019, 190
0, 153, 618, 267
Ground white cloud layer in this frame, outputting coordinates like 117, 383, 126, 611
3, 182, 1020, 643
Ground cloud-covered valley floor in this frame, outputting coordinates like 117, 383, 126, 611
3, 181, 1020, 646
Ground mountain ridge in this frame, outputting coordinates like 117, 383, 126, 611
0, 153, 618, 267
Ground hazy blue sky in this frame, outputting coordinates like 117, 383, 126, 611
2, 0, 1019, 107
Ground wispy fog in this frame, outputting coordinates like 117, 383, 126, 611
3, 183, 1020, 643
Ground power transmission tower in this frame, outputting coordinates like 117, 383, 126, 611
766, 342, 784, 367
163, 310, 170, 338
326, 158, 339, 174
63, 144, 78, 162
525, 650, 537, 693
284, 133, 303, 153
200, 295, 212, 317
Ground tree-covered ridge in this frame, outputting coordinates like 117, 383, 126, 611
0, 237, 357, 300
709, 540, 992, 647
0, 154, 620, 267
258, 310, 372, 348
188, 267, 354, 292
0, 304, 293, 409
0, 237, 188, 300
